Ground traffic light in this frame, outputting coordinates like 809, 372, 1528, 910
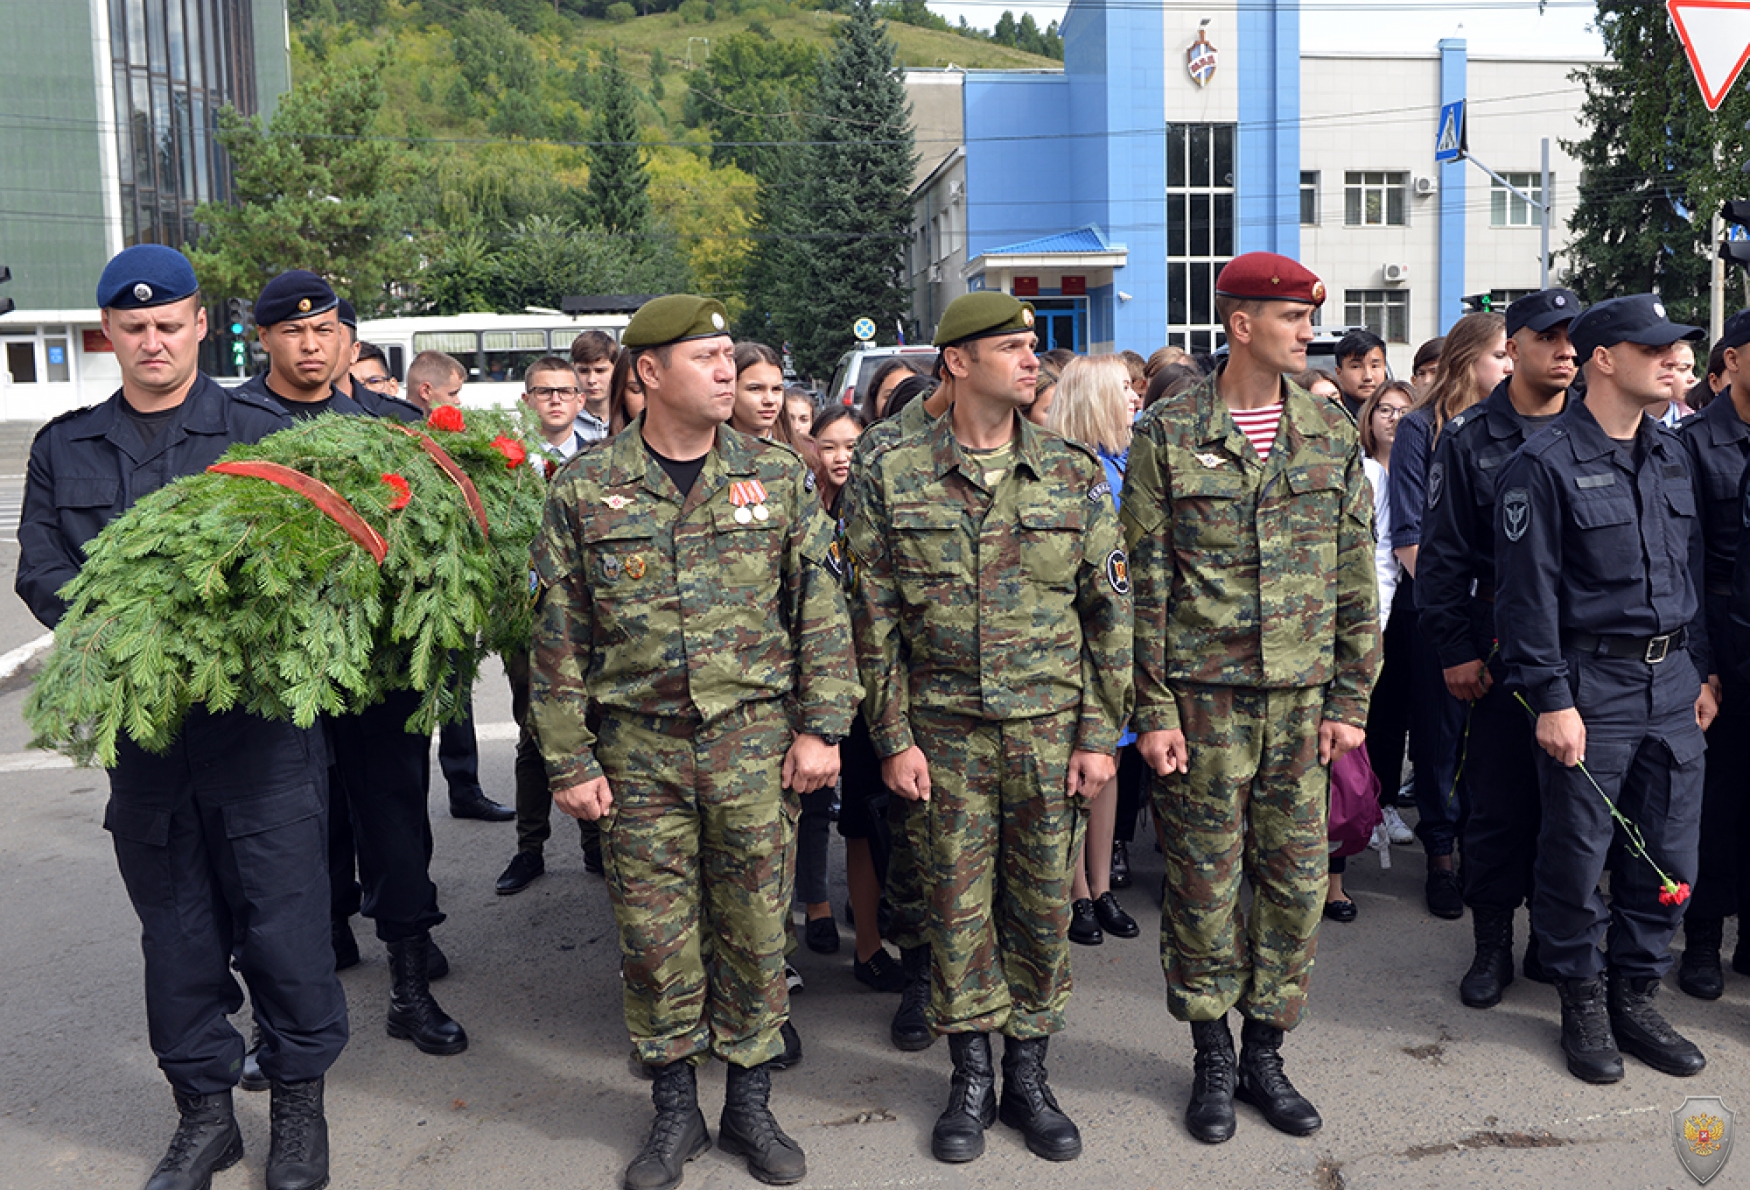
0, 265, 13, 316
1721, 200, 1750, 272
1461, 293, 1495, 314
225, 297, 252, 338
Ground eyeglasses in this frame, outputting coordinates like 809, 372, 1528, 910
528, 386, 581, 399
1374, 405, 1411, 419
355, 374, 395, 390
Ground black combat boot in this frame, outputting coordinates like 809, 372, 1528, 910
266, 1077, 329, 1190
891, 945, 933, 1052
623, 1062, 709, 1190
1678, 918, 1725, 1000
1235, 1019, 1322, 1136
1608, 972, 1706, 1077
385, 933, 468, 1056
930, 1033, 996, 1162
997, 1037, 1082, 1161
1460, 908, 1515, 1009
718, 1062, 806, 1185
239, 1015, 268, 1093
144, 1089, 243, 1190
1185, 1018, 1237, 1144
1556, 976, 1623, 1083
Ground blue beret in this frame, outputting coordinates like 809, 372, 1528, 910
96, 245, 199, 310
336, 297, 358, 329
255, 270, 338, 328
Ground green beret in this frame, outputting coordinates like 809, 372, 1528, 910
933, 291, 1036, 347
622, 294, 730, 350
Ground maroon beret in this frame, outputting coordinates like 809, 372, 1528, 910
1215, 252, 1326, 307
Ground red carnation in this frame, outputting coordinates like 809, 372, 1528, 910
543, 458, 557, 480
381, 472, 412, 510
1659, 880, 1692, 906
428, 405, 465, 432
491, 435, 527, 470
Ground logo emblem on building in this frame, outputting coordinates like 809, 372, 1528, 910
1673, 1096, 1735, 1185
1187, 30, 1217, 87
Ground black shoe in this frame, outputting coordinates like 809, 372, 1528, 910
1322, 899, 1357, 923
1425, 868, 1464, 920
1235, 1019, 1322, 1136
998, 1036, 1082, 1161
239, 1016, 268, 1093
1092, 892, 1139, 938
386, 933, 468, 1056
767, 1020, 802, 1072
1609, 972, 1706, 1076
892, 945, 935, 1052
449, 786, 514, 821
624, 1062, 710, 1190
1678, 918, 1725, 1001
496, 851, 545, 896
144, 1089, 243, 1190
804, 915, 840, 955
718, 1062, 806, 1185
1556, 976, 1623, 1084
331, 918, 360, 972
931, 1033, 996, 1162
854, 947, 906, 993
266, 1077, 328, 1190
1109, 840, 1132, 890
1185, 1018, 1237, 1144
583, 842, 605, 876
1460, 908, 1514, 1009
1068, 898, 1103, 946
1522, 929, 1554, 984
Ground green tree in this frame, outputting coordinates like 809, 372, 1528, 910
683, 31, 819, 178
451, 7, 534, 97
993, 10, 1017, 47
585, 46, 653, 235
186, 60, 418, 311
1564, 0, 1750, 327
756, 0, 915, 373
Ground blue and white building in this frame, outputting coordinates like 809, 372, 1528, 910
906, 0, 1598, 373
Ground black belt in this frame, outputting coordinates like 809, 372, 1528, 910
1563, 627, 1686, 664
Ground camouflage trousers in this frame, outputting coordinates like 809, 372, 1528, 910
1154, 684, 1328, 1030
593, 699, 795, 1068
914, 708, 1084, 1039
886, 791, 930, 952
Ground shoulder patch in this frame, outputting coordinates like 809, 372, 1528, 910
1426, 461, 1446, 510
1105, 548, 1130, 595
1502, 487, 1531, 542
1087, 479, 1112, 502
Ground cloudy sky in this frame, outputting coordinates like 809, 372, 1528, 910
926, 0, 1606, 56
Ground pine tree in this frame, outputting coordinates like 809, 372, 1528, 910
585, 45, 653, 236
1564, 0, 1750, 327
776, 0, 917, 376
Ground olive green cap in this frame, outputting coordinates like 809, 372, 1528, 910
622, 294, 731, 350
932, 291, 1037, 347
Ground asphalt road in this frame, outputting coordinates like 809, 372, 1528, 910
0, 461, 1744, 1189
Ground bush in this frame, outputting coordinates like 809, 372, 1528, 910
606, 2, 635, 22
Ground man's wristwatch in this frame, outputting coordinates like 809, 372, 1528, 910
814, 732, 841, 747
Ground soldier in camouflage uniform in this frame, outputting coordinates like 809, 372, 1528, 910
529, 295, 860, 1190
1122, 254, 1380, 1144
845, 292, 1133, 1165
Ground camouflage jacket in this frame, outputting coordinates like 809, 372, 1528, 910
529, 420, 861, 789
844, 408, 1133, 758
1121, 368, 1380, 731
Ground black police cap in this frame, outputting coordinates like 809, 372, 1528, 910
1505, 288, 1580, 338
1569, 294, 1701, 362
1719, 308, 1750, 353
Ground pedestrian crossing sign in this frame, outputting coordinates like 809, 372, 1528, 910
1435, 100, 1466, 163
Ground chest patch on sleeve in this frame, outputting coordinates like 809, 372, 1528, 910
1087, 479, 1112, 502
1427, 461, 1445, 510
1502, 487, 1531, 542
1106, 548, 1130, 595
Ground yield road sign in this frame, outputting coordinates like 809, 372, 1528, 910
1668, 0, 1750, 111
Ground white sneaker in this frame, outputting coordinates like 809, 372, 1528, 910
785, 963, 804, 995
1368, 823, 1394, 870
1381, 805, 1415, 845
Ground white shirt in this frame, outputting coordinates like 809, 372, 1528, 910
1364, 455, 1397, 630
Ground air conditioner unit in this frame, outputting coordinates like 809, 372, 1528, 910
929, 264, 943, 283
1413, 176, 1438, 196
1382, 262, 1410, 283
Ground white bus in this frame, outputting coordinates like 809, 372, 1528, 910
355, 311, 633, 408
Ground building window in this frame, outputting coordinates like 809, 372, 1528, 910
1344, 289, 1410, 343
1490, 288, 1538, 308
1491, 172, 1548, 227
1344, 171, 1408, 227
1300, 171, 1319, 225
1165, 122, 1237, 355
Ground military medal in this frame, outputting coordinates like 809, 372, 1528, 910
625, 555, 645, 580
730, 480, 770, 524
602, 555, 622, 580
604, 493, 632, 510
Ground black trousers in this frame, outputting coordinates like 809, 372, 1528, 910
1365, 582, 1416, 806
1402, 577, 1468, 856
1461, 647, 1543, 913
1692, 597, 1750, 921
106, 708, 348, 1095
327, 691, 445, 945
437, 693, 480, 795
505, 648, 594, 856
1532, 650, 1705, 981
